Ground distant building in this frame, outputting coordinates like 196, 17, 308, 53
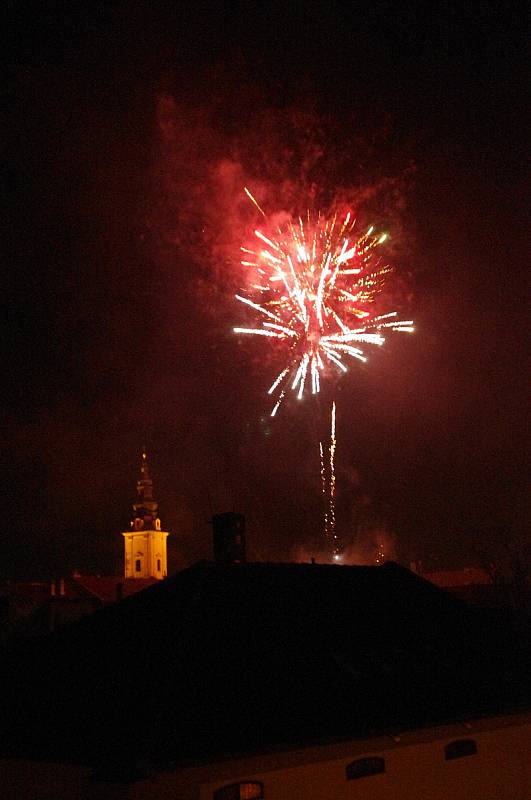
1, 451, 167, 642
122, 450, 170, 579
1, 561, 530, 798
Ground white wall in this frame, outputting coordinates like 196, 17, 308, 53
131, 712, 531, 800
3, 713, 530, 799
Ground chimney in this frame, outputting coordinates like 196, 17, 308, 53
212, 512, 246, 564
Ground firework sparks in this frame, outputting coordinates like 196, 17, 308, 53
329, 401, 337, 548
319, 441, 328, 535
234, 189, 414, 415
375, 540, 386, 565
319, 402, 340, 558
234, 189, 414, 559
319, 401, 339, 556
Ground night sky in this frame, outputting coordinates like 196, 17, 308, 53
5, 3, 529, 578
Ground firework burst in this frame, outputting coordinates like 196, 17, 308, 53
234, 189, 414, 416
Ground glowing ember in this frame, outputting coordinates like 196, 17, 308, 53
234, 189, 414, 416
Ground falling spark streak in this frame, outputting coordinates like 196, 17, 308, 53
319, 441, 328, 533
297, 354, 309, 399
324, 349, 348, 371
271, 389, 286, 417
235, 294, 281, 322
261, 250, 282, 264
243, 186, 267, 217
320, 402, 338, 553
264, 322, 297, 336
235, 190, 413, 414
311, 356, 319, 395
233, 328, 281, 337
291, 357, 306, 390
329, 402, 337, 550
255, 230, 280, 251
268, 368, 289, 395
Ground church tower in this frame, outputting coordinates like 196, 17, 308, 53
122, 450, 169, 579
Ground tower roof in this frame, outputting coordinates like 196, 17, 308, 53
131, 449, 159, 529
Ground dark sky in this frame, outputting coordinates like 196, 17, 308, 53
4, 3, 529, 577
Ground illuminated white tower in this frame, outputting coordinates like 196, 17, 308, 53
122, 450, 169, 579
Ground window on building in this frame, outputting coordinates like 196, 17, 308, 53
346, 756, 385, 780
445, 739, 478, 760
213, 781, 263, 800
135, 559, 141, 572
157, 559, 161, 571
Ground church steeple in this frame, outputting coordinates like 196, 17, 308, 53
122, 450, 169, 579
131, 449, 161, 531
138, 448, 154, 499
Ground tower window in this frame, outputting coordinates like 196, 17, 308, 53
214, 782, 263, 800
157, 559, 161, 572
135, 559, 141, 572
346, 756, 385, 780
445, 739, 478, 760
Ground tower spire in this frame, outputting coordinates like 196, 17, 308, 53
122, 449, 169, 579
132, 448, 159, 530
136, 447, 154, 504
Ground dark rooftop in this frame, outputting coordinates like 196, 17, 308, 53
1, 561, 530, 772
